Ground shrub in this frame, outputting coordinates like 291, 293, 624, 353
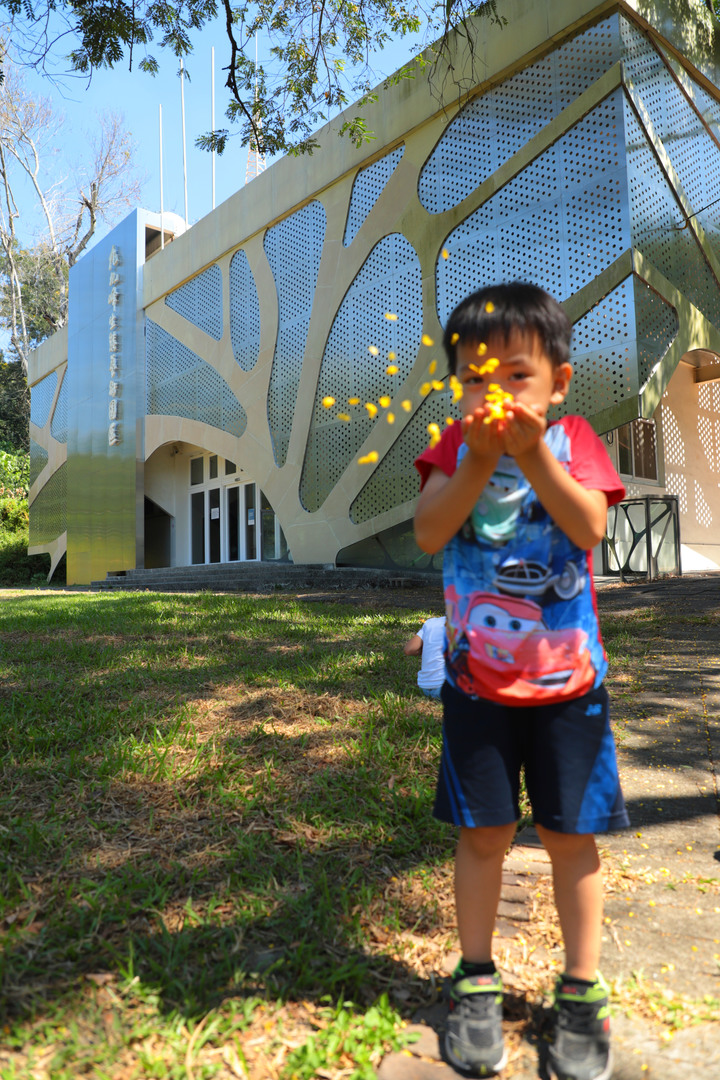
0, 527, 50, 585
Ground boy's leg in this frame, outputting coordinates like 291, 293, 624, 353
444, 823, 516, 1076
455, 822, 518, 963
534, 826, 602, 980
536, 827, 611, 1080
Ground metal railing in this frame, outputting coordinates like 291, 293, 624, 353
602, 495, 681, 581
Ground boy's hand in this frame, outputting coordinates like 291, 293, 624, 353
498, 401, 547, 459
462, 406, 504, 461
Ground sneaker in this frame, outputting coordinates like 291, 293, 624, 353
444, 967, 507, 1076
547, 973, 612, 1080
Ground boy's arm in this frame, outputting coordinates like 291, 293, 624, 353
403, 633, 423, 657
514, 437, 608, 550
415, 411, 502, 554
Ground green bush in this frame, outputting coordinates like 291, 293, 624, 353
0, 446, 29, 495
0, 526, 50, 585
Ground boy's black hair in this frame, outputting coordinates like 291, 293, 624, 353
443, 282, 572, 373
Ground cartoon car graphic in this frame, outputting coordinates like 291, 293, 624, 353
492, 558, 585, 600
445, 588, 595, 703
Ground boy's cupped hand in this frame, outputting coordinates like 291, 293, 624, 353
462, 401, 547, 460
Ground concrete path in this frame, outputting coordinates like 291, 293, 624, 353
378, 575, 720, 1080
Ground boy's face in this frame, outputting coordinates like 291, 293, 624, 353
454, 329, 572, 418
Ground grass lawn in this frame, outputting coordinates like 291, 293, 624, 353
1, 587, 459, 1079
0, 586, 711, 1079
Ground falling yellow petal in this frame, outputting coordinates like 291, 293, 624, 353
379, 395, 391, 408
337, 413, 351, 422
384, 312, 398, 321
368, 345, 379, 356
365, 402, 378, 417
422, 334, 434, 346
420, 382, 431, 395
388, 350, 396, 361
322, 396, 335, 408
446, 416, 455, 425
449, 375, 463, 403
358, 451, 379, 465
450, 332, 460, 345
477, 342, 488, 355
442, 248, 449, 260
427, 422, 441, 448
386, 364, 399, 375
432, 380, 444, 391
485, 301, 495, 313
401, 399, 412, 412
348, 397, 360, 405
386, 412, 395, 424
429, 359, 437, 375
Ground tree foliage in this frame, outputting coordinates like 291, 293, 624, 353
2, 0, 503, 157
0, 356, 29, 451
0, 57, 142, 375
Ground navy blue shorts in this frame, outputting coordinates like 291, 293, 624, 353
435, 681, 630, 834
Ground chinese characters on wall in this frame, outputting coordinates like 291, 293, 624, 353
108, 245, 122, 446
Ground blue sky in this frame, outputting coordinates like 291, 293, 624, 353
14, 12, 429, 244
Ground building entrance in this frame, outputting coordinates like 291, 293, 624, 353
189, 453, 287, 565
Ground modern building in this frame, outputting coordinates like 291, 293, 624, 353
28, 0, 720, 585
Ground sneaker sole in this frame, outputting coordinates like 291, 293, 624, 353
444, 1029, 508, 1077
547, 1047, 613, 1080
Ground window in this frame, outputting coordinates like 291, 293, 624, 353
190, 457, 204, 485
617, 419, 657, 481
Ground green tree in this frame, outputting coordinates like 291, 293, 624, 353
0, 355, 29, 451
2, 0, 503, 157
0, 60, 142, 375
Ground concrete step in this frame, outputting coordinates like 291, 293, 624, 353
90, 563, 437, 593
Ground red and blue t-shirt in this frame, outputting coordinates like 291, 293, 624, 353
415, 415, 625, 706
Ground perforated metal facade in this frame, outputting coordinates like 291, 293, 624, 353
229, 249, 261, 371
30, 372, 57, 428
166, 264, 224, 340
301, 234, 422, 511
264, 201, 326, 466
29, 462, 66, 548
146, 321, 247, 437
343, 146, 404, 246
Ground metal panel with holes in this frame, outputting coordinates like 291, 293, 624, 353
166, 264, 224, 340
229, 249, 262, 371
146, 322, 247, 437
264, 201, 326, 466
301, 234, 422, 512
343, 146, 404, 246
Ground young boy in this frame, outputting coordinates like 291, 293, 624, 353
404, 616, 447, 699
414, 282, 629, 1080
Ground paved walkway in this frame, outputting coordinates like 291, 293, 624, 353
378, 574, 720, 1080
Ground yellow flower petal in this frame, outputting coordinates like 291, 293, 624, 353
348, 397, 360, 405
387, 351, 396, 361
427, 422, 441, 447
401, 399, 412, 412
429, 360, 437, 375
386, 364, 399, 375
446, 416, 455, 425
450, 332, 460, 345
422, 334, 434, 346
322, 396, 335, 408
368, 345, 379, 356
485, 301, 495, 313
432, 380, 444, 391
358, 451, 379, 464
386, 412, 395, 424
337, 413, 351, 422
477, 342, 488, 355
384, 312, 398, 321
420, 382, 431, 395
441, 248, 449, 260
379, 395, 391, 408
365, 402, 378, 417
